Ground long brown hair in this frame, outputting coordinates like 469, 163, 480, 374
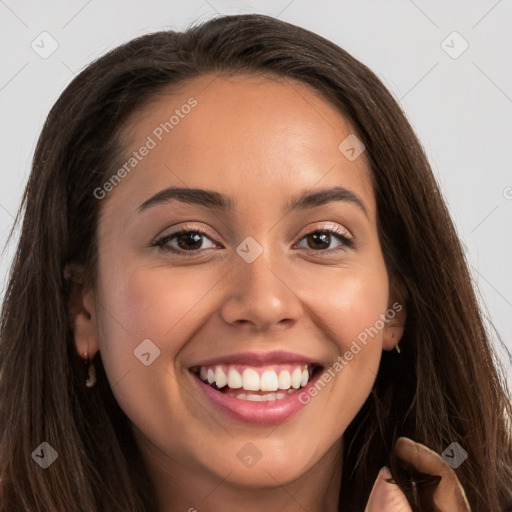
1, 14, 511, 511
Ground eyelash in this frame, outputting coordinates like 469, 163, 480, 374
152, 224, 355, 257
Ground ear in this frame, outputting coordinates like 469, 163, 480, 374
64, 262, 100, 359
382, 280, 407, 351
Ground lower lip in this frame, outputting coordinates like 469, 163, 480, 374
190, 371, 321, 425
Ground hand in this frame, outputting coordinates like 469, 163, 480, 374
364, 437, 471, 511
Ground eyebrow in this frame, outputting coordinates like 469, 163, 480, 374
137, 187, 234, 213
137, 185, 368, 218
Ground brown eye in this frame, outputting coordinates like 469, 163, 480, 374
175, 231, 204, 251
154, 228, 218, 255
305, 232, 331, 250
297, 228, 354, 252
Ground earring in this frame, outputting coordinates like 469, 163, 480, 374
391, 330, 401, 353
82, 351, 97, 388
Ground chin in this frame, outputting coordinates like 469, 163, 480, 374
196, 440, 324, 489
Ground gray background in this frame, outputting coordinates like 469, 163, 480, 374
1, 0, 511, 388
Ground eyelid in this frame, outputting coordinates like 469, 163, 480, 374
153, 222, 219, 244
149, 223, 221, 257
294, 222, 355, 252
152, 221, 355, 255
296, 221, 353, 240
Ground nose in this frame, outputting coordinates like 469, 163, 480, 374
219, 250, 303, 332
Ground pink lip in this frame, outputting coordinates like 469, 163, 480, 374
190, 350, 318, 368
190, 370, 321, 425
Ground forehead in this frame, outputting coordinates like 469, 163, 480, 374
103, 73, 375, 220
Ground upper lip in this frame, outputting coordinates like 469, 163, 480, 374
189, 350, 321, 368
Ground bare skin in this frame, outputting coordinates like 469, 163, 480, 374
69, 74, 469, 511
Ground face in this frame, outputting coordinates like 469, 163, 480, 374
73, 74, 405, 495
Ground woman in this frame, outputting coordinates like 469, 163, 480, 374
0, 13, 511, 511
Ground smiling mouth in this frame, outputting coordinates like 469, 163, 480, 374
189, 363, 323, 402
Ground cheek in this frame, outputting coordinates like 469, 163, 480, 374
94, 259, 232, 412
98, 260, 223, 344
93, 262, 220, 431
294, 261, 389, 354
292, 261, 388, 420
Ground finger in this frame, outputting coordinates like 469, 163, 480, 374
395, 437, 471, 512
365, 466, 413, 512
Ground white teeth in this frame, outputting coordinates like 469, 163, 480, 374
245, 393, 277, 402
225, 388, 297, 401
291, 367, 302, 389
300, 369, 309, 387
246, 394, 263, 401
227, 368, 242, 389
278, 370, 291, 389
214, 365, 227, 388
260, 370, 279, 391
242, 368, 260, 391
196, 363, 315, 394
